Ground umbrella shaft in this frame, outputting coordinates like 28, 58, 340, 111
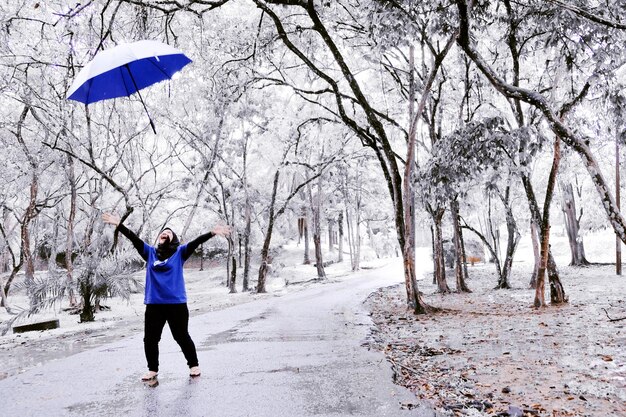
125, 64, 156, 134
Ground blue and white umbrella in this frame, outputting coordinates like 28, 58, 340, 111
66, 40, 192, 133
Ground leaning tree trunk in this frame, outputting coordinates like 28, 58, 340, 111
462, 221, 504, 287
547, 252, 566, 304
499, 210, 520, 289
257, 170, 280, 293
561, 182, 589, 266
450, 198, 471, 292
497, 185, 521, 289
522, 174, 561, 290
535, 136, 567, 307
345, 208, 355, 269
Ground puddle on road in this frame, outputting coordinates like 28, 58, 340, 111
1, 326, 142, 380
198, 310, 274, 349
64, 374, 139, 416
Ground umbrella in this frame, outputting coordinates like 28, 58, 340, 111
66, 40, 192, 134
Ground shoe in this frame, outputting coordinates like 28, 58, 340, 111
189, 366, 201, 377
141, 371, 158, 381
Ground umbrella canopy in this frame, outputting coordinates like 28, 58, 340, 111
66, 40, 191, 133
67, 40, 191, 103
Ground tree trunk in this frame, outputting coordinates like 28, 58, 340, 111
65, 154, 77, 306
328, 218, 334, 253
462, 222, 503, 286
431, 208, 450, 293
48, 209, 61, 271
303, 215, 311, 265
459, 217, 470, 284
257, 169, 280, 293
227, 220, 237, 293
228, 255, 237, 294
242, 135, 251, 291
535, 136, 561, 308
79, 277, 95, 323
522, 175, 561, 289
548, 251, 567, 304
242, 201, 252, 292
617, 126, 622, 275
23, 173, 38, 302
345, 208, 355, 269
497, 185, 521, 289
401, 43, 431, 313
353, 208, 361, 271
337, 211, 344, 263
529, 219, 540, 288
561, 182, 589, 266
341, 166, 359, 271
313, 230, 325, 278
311, 180, 326, 279
430, 226, 436, 284
450, 198, 471, 292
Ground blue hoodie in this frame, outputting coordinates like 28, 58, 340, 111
116, 224, 215, 305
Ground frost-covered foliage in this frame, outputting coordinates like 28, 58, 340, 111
419, 117, 552, 202
1, 232, 143, 332
75, 223, 143, 322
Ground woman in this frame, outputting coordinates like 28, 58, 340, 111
102, 212, 230, 381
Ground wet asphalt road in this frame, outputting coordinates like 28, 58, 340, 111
1, 262, 435, 417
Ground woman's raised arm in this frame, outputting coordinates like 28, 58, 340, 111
102, 212, 148, 261
182, 224, 231, 261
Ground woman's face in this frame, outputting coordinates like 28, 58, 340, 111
158, 229, 174, 244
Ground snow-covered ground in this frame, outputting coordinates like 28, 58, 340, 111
367, 230, 626, 417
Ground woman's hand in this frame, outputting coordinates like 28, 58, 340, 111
102, 212, 121, 227
211, 224, 231, 237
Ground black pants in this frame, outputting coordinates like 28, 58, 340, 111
144, 303, 199, 372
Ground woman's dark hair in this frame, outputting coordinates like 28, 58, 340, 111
156, 227, 180, 260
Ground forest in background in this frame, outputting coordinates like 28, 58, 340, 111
1, 0, 625, 325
